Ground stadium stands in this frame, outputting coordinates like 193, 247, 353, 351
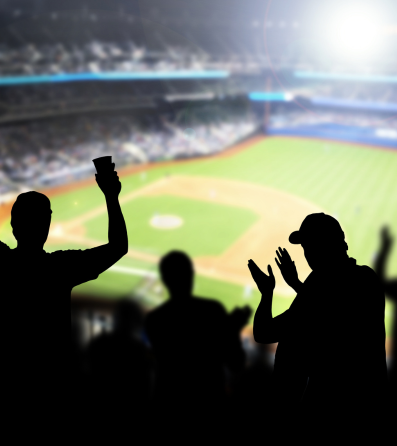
0, 1, 395, 442
0, 104, 258, 193
0, 41, 214, 76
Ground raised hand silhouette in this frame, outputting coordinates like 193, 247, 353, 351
275, 247, 302, 293
380, 226, 393, 252
248, 259, 275, 295
375, 224, 397, 413
95, 167, 122, 197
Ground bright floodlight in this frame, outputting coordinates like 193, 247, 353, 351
329, 7, 384, 59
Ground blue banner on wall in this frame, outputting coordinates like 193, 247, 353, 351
0, 70, 230, 85
248, 92, 291, 101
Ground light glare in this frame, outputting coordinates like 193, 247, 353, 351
329, 8, 384, 59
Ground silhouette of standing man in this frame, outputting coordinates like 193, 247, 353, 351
145, 251, 249, 425
249, 213, 387, 439
0, 163, 127, 429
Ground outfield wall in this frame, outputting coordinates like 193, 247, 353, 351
267, 123, 397, 149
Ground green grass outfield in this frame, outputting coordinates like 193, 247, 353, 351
1, 136, 396, 334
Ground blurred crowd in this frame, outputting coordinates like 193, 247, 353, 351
0, 41, 213, 76
2, 40, 397, 80
0, 107, 258, 194
71, 296, 274, 441
310, 83, 397, 105
2, 38, 397, 80
269, 110, 397, 130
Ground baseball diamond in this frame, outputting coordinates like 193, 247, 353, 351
0, 136, 396, 348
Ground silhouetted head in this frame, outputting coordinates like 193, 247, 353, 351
113, 299, 143, 336
160, 251, 194, 299
289, 213, 348, 270
11, 191, 52, 250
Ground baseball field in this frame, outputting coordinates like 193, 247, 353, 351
1, 136, 396, 337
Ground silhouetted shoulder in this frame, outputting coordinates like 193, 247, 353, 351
353, 264, 385, 316
144, 300, 172, 334
358, 263, 377, 275
145, 300, 171, 319
0, 241, 11, 253
0, 240, 10, 254
193, 296, 227, 314
48, 248, 102, 286
356, 264, 383, 287
148, 296, 226, 318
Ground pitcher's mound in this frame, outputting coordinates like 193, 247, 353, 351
145, 175, 325, 296
150, 214, 184, 230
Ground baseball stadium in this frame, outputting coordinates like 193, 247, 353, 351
0, 0, 396, 360
1, 132, 397, 337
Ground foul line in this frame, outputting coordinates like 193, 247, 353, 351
109, 264, 157, 278
64, 178, 167, 230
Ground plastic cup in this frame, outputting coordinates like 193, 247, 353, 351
92, 156, 113, 174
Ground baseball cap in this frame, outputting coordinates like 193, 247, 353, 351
289, 213, 345, 245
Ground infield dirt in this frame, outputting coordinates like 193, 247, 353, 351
46, 174, 322, 296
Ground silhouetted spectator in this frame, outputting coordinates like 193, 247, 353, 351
71, 311, 88, 433
230, 340, 274, 438
145, 251, 249, 434
0, 164, 127, 427
249, 213, 388, 441
86, 299, 153, 425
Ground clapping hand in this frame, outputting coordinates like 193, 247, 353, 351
275, 247, 301, 292
248, 259, 275, 295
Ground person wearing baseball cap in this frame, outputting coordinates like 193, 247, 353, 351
248, 213, 387, 440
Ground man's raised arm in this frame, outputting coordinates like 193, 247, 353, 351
248, 260, 288, 344
89, 168, 128, 274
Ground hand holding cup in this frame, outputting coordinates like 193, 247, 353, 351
93, 156, 121, 197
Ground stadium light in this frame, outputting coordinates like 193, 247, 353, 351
328, 6, 384, 59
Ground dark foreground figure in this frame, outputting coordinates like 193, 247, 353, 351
249, 213, 388, 441
0, 167, 127, 430
145, 251, 250, 438
86, 299, 153, 425
374, 227, 397, 413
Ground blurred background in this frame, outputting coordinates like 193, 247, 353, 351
0, 0, 396, 401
